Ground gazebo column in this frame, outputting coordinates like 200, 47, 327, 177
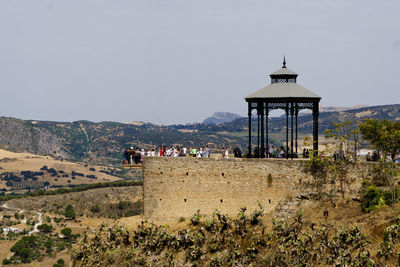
286, 103, 289, 159
312, 102, 319, 153
248, 102, 252, 158
265, 104, 269, 157
260, 103, 265, 158
290, 103, 294, 159
295, 103, 299, 155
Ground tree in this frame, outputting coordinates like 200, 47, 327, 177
368, 161, 399, 206
64, 205, 76, 219
359, 119, 400, 161
90, 204, 100, 213
360, 119, 400, 207
329, 159, 350, 200
325, 120, 361, 160
303, 155, 329, 199
37, 223, 53, 233
324, 121, 359, 199
61, 227, 72, 238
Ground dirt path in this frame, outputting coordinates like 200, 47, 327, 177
30, 212, 43, 234
2, 202, 42, 235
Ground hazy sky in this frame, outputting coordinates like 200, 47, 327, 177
0, 0, 399, 124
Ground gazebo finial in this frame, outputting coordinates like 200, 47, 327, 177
282, 56, 287, 68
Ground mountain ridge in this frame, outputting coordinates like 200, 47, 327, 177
0, 104, 399, 164
203, 112, 244, 124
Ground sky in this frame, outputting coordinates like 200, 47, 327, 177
0, 0, 399, 124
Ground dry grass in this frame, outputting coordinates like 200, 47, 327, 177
6, 186, 143, 218
0, 148, 122, 189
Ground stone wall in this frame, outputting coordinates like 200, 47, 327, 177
143, 157, 367, 221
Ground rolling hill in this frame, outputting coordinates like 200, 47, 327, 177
0, 104, 399, 164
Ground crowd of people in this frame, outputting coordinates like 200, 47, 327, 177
366, 151, 400, 163
123, 144, 309, 164
123, 143, 400, 165
123, 145, 215, 164
250, 142, 310, 159
122, 142, 315, 165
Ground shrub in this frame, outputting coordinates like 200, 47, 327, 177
118, 201, 128, 210
65, 205, 76, 219
40, 165, 48, 171
190, 210, 202, 226
37, 224, 53, 233
362, 180, 373, 188
362, 185, 385, 212
61, 228, 72, 238
10, 236, 38, 263
382, 188, 399, 206
53, 258, 65, 267
90, 204, 100, 213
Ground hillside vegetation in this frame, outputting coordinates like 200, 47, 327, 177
71, 202, 400, 266
0, 148, 122, 191
0, 104, 399, 164
6, 185, 143, 219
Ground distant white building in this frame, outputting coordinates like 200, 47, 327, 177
2, 227, 23, 233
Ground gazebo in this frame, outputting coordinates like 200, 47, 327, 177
245, 58, 321, 159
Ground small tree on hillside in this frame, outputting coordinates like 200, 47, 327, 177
61, 227, 72, 240
325, 120, 362, 160
65, 205, 76, 220
324, 121, 361, 199
303, 155, 329, 199
37, 223, 53, 234
368, 161, 399, 206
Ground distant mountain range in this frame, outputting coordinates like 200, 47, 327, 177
0, 104, 399, 164
203, 112, 244, 124
204, 106, 369, 123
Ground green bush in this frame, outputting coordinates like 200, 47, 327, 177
9, 236, 39, 263
53, 258, 65, 267
382, 188, 399, 206
90, 204, 100, 213
37, 223, 53, 233
65, 205, 76, 219
362, 180, 373, 188
362, 185, 385, 212
61, 228, 72, 238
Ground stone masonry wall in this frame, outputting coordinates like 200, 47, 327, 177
143, 157, 367, 221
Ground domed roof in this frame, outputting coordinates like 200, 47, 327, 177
245, 58, 320, 101
245, 82, 320, 100
270, 67, 298, 76
270, 57, 298, 77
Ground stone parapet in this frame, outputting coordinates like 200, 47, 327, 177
143, 157, 367, 221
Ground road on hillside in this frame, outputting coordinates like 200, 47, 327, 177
1, 202, 42, 235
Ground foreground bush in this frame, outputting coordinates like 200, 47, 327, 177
72, 206, 375, 266
362, 184, 400, 212
362, 185, 385, 212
